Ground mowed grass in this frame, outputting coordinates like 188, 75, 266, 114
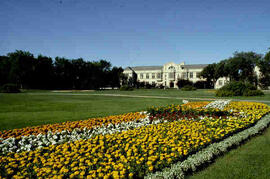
0, 92, 183, 131
92, 88, 270, 102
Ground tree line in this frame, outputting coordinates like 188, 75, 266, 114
0, 50, 124, 90
200, 50, 270, 89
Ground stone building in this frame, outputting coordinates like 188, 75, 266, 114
123, 62, 228, 89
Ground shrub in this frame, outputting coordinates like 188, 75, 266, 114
176, 79, 193, 89
181, 85, 197, 91
243, 90, 264, 96
120, 85, 134, 91
144, 83, 156, 89
0, 84, 20, 93
194, 80, 213, 89
137, 81, 146, 88
216, 89, 235, 97
216, 81, 264, 97
158, 84, 164, 89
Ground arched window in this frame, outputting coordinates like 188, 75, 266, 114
168, 66, 175, 70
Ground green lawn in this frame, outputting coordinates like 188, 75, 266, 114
0, 89, 269, 178
92, 88, 270, 102
1, 89, 270, 131
0, 92, 183, 131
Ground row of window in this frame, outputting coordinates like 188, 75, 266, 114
182, 72, 200, 79
140, 73, 162, 79
138, 72, 201, 79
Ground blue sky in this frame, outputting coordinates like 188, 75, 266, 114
1, 0, 270, 67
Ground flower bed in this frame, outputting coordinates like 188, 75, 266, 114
0, 112, 146, 140
0, 101, 269, 178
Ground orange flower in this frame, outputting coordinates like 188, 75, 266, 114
0, 112, 146, 140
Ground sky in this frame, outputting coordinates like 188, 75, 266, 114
0, 0, 270, 67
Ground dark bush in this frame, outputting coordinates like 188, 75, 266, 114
215, 89, 235, 97
0, 83, 20, 93
158, 84, 164, 89
194, 80, 213, 89
145, 83, 155, 89
181, 85, 197, 91
243, 89, 264, 96
216, 81, 264, 97
137, 82, 145, 88
120, 85, 134, 91
176, 79, 193, 89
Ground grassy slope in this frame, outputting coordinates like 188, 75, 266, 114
0, 92, 183, 131
187, 126, 270, 179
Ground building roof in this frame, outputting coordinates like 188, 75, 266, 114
182, 64, 208, 69
124, 64, 209, 72
124, 66, 162, 71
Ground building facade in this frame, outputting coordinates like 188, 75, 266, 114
123, 62, 228, 89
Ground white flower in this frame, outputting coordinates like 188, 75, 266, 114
182, 100, 189, 104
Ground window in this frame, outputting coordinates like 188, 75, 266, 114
140, 73, 143, 79
157, 73, 161, 79
219, 80, 223, 86
168, 66, 175, 70
182, 72, 187, 79
152, 73, 155, 79
169, 72, 174, 78
196, 72, 200, 78
190, 72, 193, 78
146, 73, 149, 79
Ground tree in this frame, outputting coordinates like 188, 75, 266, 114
70, 58, 85, 89
109, 67, 124, 89
127, 67, 138, 88
32, 55, 54, 89
0, 56, 10, 86
0, 50, 127, 90
54, 57, 73, 89
199, 63, 219, 88
120, 73, 128, 86
230, 51, 261, 83
7, 50, 36, 88
201, 51, 262, 88
257, 49, 270, 89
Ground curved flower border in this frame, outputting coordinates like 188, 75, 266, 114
145, 114, 270, 179
0, 114, 178, 154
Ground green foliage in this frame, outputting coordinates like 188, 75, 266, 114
0, 50, 123, 90
227, 51, 261, 82
181, 85, 197, 91
0, 84, 20, 93
216, 81, 264, 97
257, 50, 270, 89
120, 85, 134, 91
199, 63, 219, 87
202, 51, 262, 86
215, 90, 235, 97
176, 79, 193, 89
243, 90, 264, 96
145, 83, 155, 89
194, 80, 212, 89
